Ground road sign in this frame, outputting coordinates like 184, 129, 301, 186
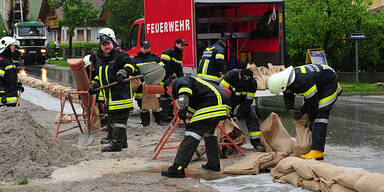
350, 33, 367, 40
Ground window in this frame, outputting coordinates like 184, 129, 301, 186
77, 29, 85, 41
87, 29, 91, 41
127, 24, 139, 50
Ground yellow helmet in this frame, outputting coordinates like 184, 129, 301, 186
268, 66, 294, 95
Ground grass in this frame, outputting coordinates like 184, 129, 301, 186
340, 82, 384, 92
46, 59, 68, 67
17, 178, 29, 185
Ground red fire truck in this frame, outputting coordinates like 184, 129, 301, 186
124, 0, 285, 74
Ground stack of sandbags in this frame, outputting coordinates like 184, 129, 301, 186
247, 63, 286, 90
223, 152, 287, 174
18, 74, 80, 103
271, 157, 384, 192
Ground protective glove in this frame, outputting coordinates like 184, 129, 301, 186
116, 69, 128, 85
288, 109, 303, 120
178, 108, 188, 121
18, 82, 24, 93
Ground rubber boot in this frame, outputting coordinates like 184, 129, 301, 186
300, 150, 324, 160
121, 128, 128, 149
100, 126, 113, 144
202, 136, 221, 172
250, 139, 265, 152
161, 163, 185, 178
140, 111, 150, 127
153, 111, 169, 126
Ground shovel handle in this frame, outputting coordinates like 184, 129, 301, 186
95, 75, 142, 91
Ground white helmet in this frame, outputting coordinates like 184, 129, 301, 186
0, 36, 19, 54
83, 54, 92, 67
268, 66, 294, 95
98, 28, 117, 44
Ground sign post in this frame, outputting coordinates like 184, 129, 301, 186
350, 33, 367, 84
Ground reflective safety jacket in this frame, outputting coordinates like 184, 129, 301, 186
172, 76, 230, 124
0, 51, 20, 106
284, 64, 342, 122
93, 48, 137, 114
220, 69, 257, 114
133, 51, 164, 99
161, 46, 184, 80
197, 41, 227, 84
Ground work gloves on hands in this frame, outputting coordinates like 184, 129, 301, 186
288, 109, 303, 120
178, 108, 188, 121
18, 82, 24, 93
116, 69, 128, 85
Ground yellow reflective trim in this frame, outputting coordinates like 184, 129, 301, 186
124, 64, 135, 72
5, 65, 16, 70
299, 66, 306, 73
220, 80, 231, 89
161, 54, 171, 61
319, 83, 341, 107
303, 84, 317, 97
194, 77, 222, 104
249, 131, 262, 137
179, 87, 192, 95
215, 53, 224, 60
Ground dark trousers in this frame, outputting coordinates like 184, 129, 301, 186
174, 118, 220, 168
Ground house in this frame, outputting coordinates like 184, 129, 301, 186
38, 0, 108, 44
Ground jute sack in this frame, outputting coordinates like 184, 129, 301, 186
333, 170, 367, 189
300, 179, 321, 192
271, 157, 304, 178
292, 114, 312, 157
275, 171, 301, 187
260, 112, 295, 155
353, 173, 384, 192
222, 152, 284, 175
217, 118, 246, 158
54, 113, 72, 124
291, 158, 320, 180
142, 83, 160, 109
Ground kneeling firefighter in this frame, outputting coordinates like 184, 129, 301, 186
161, 76, 231, 178
268, 64, 342, 160
220, 67, 264, 151
0, 36, 24, 107
88, 30, 137, 152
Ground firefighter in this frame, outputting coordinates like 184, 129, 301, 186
0, 36, 24, 107
133, 40, 168, 126
268, 64, 342, 160
220, 67, 265, 152
197, 38, 228, 85
159, 38, 188, 122
161, 76, 231, 178
88, 31, 137, 152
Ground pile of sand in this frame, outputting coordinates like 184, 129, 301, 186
0, 106, 85, 181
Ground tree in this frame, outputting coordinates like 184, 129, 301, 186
48, 0, 99, 57
285, 0, 384, 72
103, 0, 144, 40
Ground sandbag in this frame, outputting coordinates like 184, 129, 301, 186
217, 118, 246, 158
300, 179, 320, 192
353, 173, 384, 192
334, 171, 367, 190
54, 113, 72, 124
260, 112, 295, 155
292, 114, 312, 157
